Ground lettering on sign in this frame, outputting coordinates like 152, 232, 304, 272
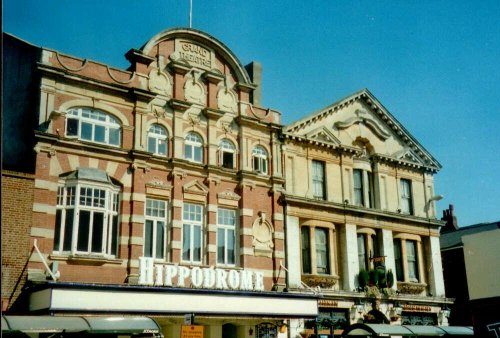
318, 299, 339, 308
402, 304, 432, 312
181, 325, 204, 338
138, 257, 265, 291
174, 40, 212, 69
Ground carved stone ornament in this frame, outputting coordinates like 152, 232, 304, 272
217, 87, 237, 113
184, 72, 206, 105
152, 105, 167, 119
397, 282, 427, 295
148, 69, 172, 97
252, 212, 274, 257
302, 275, 339, 288
221, 120, 233, 134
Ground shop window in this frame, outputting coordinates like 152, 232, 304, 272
357, 230, 381, 272
400, 179, 413, 214
53, 168, 120, 257
66, 107, 121, 146
147, 124, 168, 156
312, 160, 326, 200
182, 203, 203, 263
144, 199, 167, 260
301, 226, 331, 275
217, 208, 237, 265
252, 146, 268, 174
219, 139, 236, 169
184, 132, 203, 163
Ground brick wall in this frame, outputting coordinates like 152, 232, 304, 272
1, 171, 34, 311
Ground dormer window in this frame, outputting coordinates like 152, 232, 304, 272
147, 124, 168, 156
219, 139, 236, 169
184, 132, 203, 163
66, 107, 121, 146
252, 146, 268, 175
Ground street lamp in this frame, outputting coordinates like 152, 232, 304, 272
426, 195, 443, 217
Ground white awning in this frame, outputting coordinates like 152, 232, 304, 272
1, 316, 161, 335
28, 283, 319, 318
342, 323, 474, 336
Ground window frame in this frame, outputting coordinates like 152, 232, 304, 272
54, 180, 120, 258
353, 169, 364, 206
147, 124, 168, 156
184, 132, 204, 163
312, 160, 326, 200
217, 207, 237, 266
400, 178, 413, 214
219, 139, 236, 169
252, 146, 269, 175
144, 198, 168, 260
300, 226, 332, 275
393, 237, 422, 283
182, 203, 204, 264
66, 107, 121, 147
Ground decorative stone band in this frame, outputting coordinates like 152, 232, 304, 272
302, 274, 339, 288
397, 281, 427, 295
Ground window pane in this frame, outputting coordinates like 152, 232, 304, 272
406, 240, 419, 282
54, 210, 62, 251
222, 152, 233, 168
145, 220, 154, 258
193, 225, 201, 262
185, 144, 192, 160
109, 128, 120, 146
301, 227, 311, 274
148, 136, 156, 153
182, 224, 191, 261
77, 210, 91, 252
194, 146, 202, 163
94, 125, 105, 143
315, 228, 329, 274
110, 215, 119, 256
63, 209, 74, 251
394, 240, 404, 281
91, 212, 104, 253
81, 122, 93, 141
156, 221, 165, 259
158, 139, 167, 155
217, 228, 225, 264
67, 118, 79, 136
353, 169, 364, 206
357, 234, 367, 271
228, 229, 235, 264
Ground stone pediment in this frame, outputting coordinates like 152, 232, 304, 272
284, 89, 442, 172
217, 189, 241, 201
394, 148, 425, 165
183, 180, 209, 196
305, 126, 341, 145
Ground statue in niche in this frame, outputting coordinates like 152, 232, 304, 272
252, 211, 274, 257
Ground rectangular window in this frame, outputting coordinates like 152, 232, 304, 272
315, 228, 330, 274
400, 179, 413, 214
217, 208, 236, 265
406, 240, 419, 282
301, 227, 311, 274
144, 199, 167, 260
182, 203, 203, 263
222, 151, 234, 169
312, 160, 326, 200
394, 239, 404, 281
357, 233, 368, 271
353, 169, 364, 206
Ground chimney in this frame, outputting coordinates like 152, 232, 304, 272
245, 61, 262, 107
441, 204, 459, 233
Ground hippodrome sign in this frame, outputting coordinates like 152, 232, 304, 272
138, 257, 265, 291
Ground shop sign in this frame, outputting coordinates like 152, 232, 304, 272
402, 304, 432, 312
138, 257, 265, 291
181, 325, 204, 338
318, 299, 338, 308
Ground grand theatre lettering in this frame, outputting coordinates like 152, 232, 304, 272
173, 40, 213, 69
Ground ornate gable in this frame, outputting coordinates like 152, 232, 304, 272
284, 89, 442, 172
183, 180, 209, 196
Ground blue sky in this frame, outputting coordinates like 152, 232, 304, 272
3, 0, 499, 226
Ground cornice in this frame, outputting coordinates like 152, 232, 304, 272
282, 194, 444, 228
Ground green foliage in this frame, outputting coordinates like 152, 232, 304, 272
358, 269, 369, 288
386, 269, 394, 288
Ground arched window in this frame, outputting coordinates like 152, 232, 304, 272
66, 107, 121, 146
252, 146, 268, 174
53, 168, 120, 257
184, 132, 203, 163
219, 138, 236, 169
147, 124, 168, 156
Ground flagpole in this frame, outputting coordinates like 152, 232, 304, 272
189, 0, 192, 28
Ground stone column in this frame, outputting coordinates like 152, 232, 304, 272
426, 236, 446, 297
286, 215, 302, 289
340, 223, 359, 291
309, 226, 317, 275
380, 229, 397, 289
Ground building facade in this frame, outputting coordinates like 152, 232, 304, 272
2, 27, 453, 337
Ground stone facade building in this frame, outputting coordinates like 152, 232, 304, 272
2, 27, 456, 337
